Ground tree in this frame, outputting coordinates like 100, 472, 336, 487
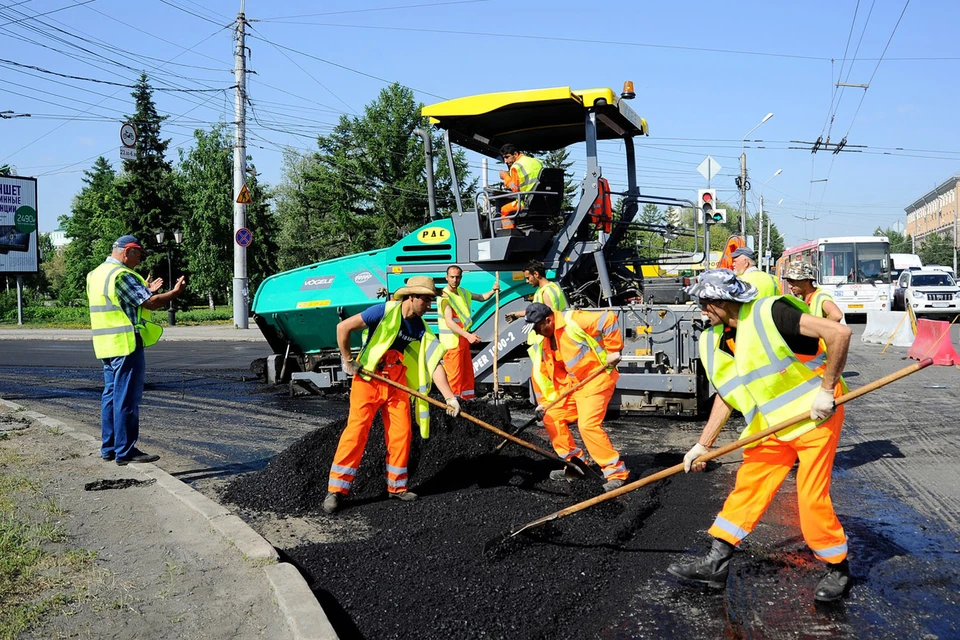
539, 148, 577, 210
243, 162, 278, 298
117, 73, 183, 277
634, 203, 666, 259
918, 232, 955, 267
59, 157, 122, 304
0, 164, 11, 176
874, 226, 913, 254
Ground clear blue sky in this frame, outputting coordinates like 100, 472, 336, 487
2, 0, 958, 249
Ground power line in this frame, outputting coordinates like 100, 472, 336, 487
0, 57, 233, 91
257, 0, 491, 21
0, 0, 94, 28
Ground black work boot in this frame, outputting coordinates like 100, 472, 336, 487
667, 538, 736, 588
814, 559, 850, 602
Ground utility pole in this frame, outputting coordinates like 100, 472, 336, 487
758, 193, 764, 270
739, 153, 747, 238
233, 2, 248, 329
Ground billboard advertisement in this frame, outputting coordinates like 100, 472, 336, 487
0, 175, 39, 274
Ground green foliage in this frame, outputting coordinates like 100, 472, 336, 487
275, 83, 475, 268
918, 231, 956, 267
874, 226, 913, 254
0, 304, 88, 326
0, 163, 11, 176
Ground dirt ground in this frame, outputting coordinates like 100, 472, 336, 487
0, 406, 291, 640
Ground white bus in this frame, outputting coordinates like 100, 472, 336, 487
776, 235, 892, 317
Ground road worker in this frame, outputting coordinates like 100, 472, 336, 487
324, 276, 460, 515
784, 262, 843, 322
667, 269, 853, 603
439, 265, 499, 400
497, 143, 543, 232
504, 260, 567, 322
525, 302, 629, 493
731, 246, 780, 297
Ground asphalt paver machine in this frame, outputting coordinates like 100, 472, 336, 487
252, 84, 712, 414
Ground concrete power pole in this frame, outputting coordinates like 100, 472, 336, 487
233, 2, 248, 329
739, 153, 747, 239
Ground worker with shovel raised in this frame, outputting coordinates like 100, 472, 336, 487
525, 302, 629, 493
667, 269, 853, 602
323, 276, 461, 515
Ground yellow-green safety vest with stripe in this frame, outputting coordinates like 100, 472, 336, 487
699, 296, 833, 447
357, 301, 445, 439
807, 288, 834, 318
530, 310, 609, 404
437, 286, 473, 350
526, 281, 568, 347
86, 262, 162, 360
740, 268, 780, 298
512, 155, 544, 200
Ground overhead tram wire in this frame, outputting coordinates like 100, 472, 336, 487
0, 58, 233, 91
257, 0, 491, 21
157, 0, 229, 27
0, 0, 94, 28
821, 0, 861, 136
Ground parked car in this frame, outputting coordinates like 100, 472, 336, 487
892, 268, 960, 317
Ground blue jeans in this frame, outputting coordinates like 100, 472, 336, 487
101, 346, 146, 460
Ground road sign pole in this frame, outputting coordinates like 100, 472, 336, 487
233, 7, 249, 329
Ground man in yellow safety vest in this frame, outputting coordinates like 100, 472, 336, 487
439, 265, 499, 400
497, 143, 543, 231
86, 235, 186, 466
731, 246, 780, 297
667, 269, 853, 603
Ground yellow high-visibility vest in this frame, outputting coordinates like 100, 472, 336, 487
530, 310, 609, 403
438, 286, 473, 349
357, 301, 445, 438
741, 268, 780, 297
86, 262, 161, 359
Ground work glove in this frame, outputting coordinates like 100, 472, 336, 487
504, 311, 520, 322
810, 387, 836, 421
605, 351, 622, 368
341, 357, 361, 377
444, 397, 461, 418
683, 443, 709, 473
535, 403, 547, 420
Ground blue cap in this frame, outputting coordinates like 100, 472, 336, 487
730, 246, 755, 260
524, 302, 553, 324
113, 235, 148, 255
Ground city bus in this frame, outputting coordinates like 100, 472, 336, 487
776, 235, 892, 317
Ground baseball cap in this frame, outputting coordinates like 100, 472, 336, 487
524, 302, 553, 325
730, 246, 755, 260
113, 235, 148, 256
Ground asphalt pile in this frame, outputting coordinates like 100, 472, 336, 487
222, 400, 715, 640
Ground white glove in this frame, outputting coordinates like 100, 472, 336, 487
535, 403, 546, 420
683, 443, 709, 473
444, 397, 461, 417
341, 357, 361, 376
605, 351, 622, 368
810, 387, 836, 421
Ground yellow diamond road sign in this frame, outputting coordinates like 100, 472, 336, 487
236, 184, 252, 204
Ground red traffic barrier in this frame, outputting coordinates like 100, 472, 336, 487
907, 318, 960, 366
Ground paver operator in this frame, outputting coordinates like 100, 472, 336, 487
86, 235, 186, 466
497, 143, 543, 231
667, 269, 853, 602
438, 265, 500, 401
731, 246, 780, 297
525, 302, 630, 493
784, 262, 843, 322
324, 276, 461, 515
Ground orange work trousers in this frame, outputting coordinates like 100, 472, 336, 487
708, 405, 847, 563
543, 372, 628, 481
327, 351, 412, 496
499, 199, 519, 229
442, 331, 476, 400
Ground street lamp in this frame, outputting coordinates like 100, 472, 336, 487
739, 112, 774, 237
154, 229, 183, 325
766, 198, 784, 273
759, 169, 782, 271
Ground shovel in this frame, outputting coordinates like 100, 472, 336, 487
484, 358, 934, 554
493, 366, 608, 452
359, 368, 600, 479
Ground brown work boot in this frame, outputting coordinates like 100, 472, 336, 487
322, 492, 340, 515
667, 538, 735, 588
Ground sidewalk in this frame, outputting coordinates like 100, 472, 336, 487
0, 324, 268, 342
0, 399, 336, 640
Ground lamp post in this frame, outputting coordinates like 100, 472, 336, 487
739, 112, 774, 237
766, 198, 784, 273
758, 169, 782, 271
155, 229, 183, 325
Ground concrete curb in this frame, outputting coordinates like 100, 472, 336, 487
0, 398, 338, 640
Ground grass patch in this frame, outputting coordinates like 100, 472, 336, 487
0, 305, 236, 328
0, 457, 95, 639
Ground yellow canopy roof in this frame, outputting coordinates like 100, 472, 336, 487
422, 86, 648, 157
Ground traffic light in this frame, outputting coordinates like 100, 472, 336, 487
698, 189, 725, 224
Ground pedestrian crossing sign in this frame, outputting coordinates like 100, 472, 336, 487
236, 184, 252, 204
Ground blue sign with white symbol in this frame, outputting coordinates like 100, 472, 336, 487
235, 227, 253, 247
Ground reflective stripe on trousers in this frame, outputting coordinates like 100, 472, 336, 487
443, 333, 476, 400
328, 353, 411, 495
